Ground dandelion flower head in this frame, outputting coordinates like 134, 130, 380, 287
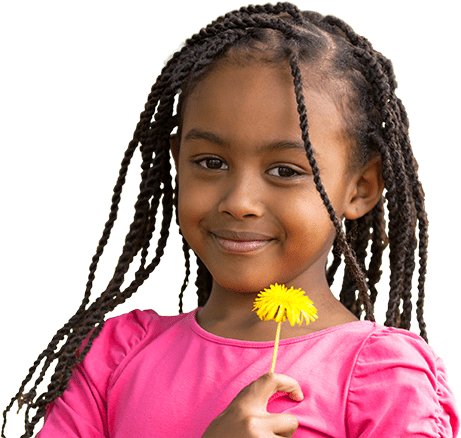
253, 283, 318, 326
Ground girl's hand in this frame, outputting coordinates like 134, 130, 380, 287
201, 373, 303, 438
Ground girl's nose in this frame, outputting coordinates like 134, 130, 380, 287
218, 174, 264, 220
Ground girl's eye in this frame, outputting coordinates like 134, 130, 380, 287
268, 166, 300, 178
197, 158, 228, 170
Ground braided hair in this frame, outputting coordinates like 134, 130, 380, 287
3, 3, 428, 437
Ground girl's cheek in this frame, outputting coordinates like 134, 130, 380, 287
177, 184, 210, 239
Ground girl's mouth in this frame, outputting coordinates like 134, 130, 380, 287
211, 231, 273, 253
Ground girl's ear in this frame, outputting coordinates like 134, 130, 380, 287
344, 157, 385, 220
170, 134, 180, 167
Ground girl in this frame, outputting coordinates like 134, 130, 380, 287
2, 2, 459, 437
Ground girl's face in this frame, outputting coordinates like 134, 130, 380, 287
174, 61, 361, 295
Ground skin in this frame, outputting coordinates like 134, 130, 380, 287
171, 60, 383, 437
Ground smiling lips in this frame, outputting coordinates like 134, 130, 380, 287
212, 231, 273, 253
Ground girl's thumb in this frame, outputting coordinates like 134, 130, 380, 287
236, 373, 304, 409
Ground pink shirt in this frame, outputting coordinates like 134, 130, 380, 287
37, 308, 459, 437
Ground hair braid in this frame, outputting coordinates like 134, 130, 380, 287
188, 2, 303, 47
174, 180, 192, 314
367, 198, 387, 306
289, 50, 374, 320
408, 166, 429, 341
196, 257, 212, 306
326, 238, 342, 287
381, 115, 414, 326
339, 221, 360, 316
178, 237, 191, 313
246, 2, 304, 24
339, 212, 374, 318
400, 227, 417, 330
395, 97, 429, 340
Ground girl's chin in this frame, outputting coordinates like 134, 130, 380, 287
210, 279, 269, 295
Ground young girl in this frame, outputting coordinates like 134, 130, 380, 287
2, 2, 459, 437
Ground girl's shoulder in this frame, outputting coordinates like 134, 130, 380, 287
76, 309, 195, 378
354, 321, 438, 363
97, 308, 191, 341
348, 321, 449, 394
345, 322, 459, 437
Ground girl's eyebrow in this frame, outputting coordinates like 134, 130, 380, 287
183, 128, 306, 152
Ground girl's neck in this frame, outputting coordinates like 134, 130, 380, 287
196, 278, 359, 342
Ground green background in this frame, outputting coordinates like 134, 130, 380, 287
0, 0, 461, 437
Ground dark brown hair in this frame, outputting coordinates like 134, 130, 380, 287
3, 3, 428, 437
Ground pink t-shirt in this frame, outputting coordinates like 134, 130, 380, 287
37, 308, 459, 437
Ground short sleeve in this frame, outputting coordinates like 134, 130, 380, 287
36, 309, 158, 438
346, 327, 459, 438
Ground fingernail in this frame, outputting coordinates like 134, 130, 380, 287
290, 392, 304, 401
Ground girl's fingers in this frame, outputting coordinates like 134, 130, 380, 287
202, 373, 302, 438
236, 373, 304, 409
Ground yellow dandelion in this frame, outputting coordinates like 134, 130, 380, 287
253, 283, 318, 372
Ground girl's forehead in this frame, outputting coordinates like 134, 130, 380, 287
181, 62, 347, 149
